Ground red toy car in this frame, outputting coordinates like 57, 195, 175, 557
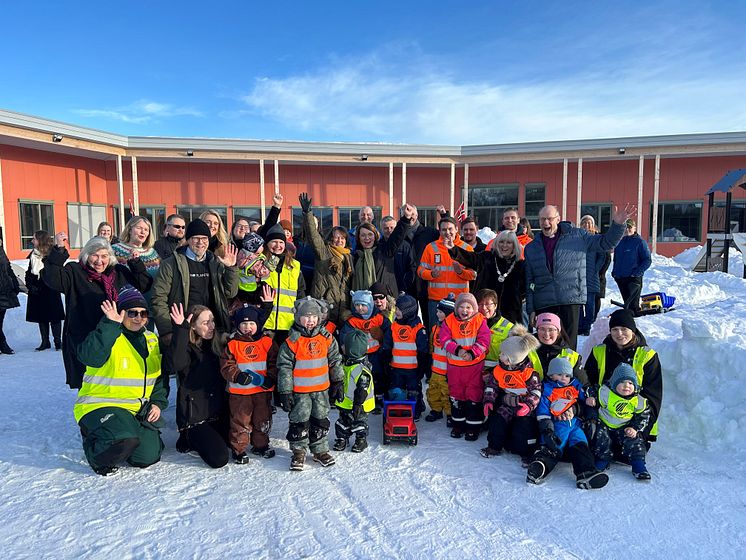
382, 400, 418, 445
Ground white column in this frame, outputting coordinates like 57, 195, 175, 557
652, 154, 661, 254
389, 162, 394, 217
117, 155, 125, 230
637, 155, 645, 227
463, 163, 470, 215
131, 155, 139, 215
562, 158, 568, 218
576, 158, 583, 224
402, 162, 407, 205
0, 154, 5, 243
450, 163, 456, 215
274, 159, 280, 194
259, 159, 266, 218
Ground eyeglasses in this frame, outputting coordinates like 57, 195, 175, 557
169, 224, 185, 229
126, 309, 149, 319
372, 294, 386, 300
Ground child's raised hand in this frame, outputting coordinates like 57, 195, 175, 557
261, 284, 276, 303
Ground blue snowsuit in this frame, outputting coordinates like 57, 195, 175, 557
536, 378, 588, 450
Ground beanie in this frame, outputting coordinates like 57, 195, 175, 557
536, 312, 562, 331
455, 292, 478, 314
609, 363, 639, 391
117, 285, 147, 312
369, 281, 388, 297
350, 290, 374, 319
547, 357, 574, 379
344, 329, 369, 360
395, 294, 418, 320
294, 296, 321, 322
279, 219, 293, 232
232, 303, 260, 329
185, 219, 211, 239
264, 223, 286, 244
241, 232, 264, 254
437, 293, 456, 315
609, 309, 637, 332
499, 325, 540, 366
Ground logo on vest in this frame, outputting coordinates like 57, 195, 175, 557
458, 322, 470, 336
100, 413, 114, 424
243, 344, 259, 360
397, 327, 410, 339
363, 320, 372, 330
307, 341, 321, 356
614, 400, 635, 416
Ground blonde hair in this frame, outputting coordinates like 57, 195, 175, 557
492, 230, 522, 260
580, 214, 598, 233
119, 216, 155, 249
199, 210, 228, 257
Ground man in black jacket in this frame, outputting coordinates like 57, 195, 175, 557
153, 214, 186, 260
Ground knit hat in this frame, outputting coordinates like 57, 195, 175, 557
437, 293, 456, 315
396, 294, 418, 320
547, 357, 574, 379
294, 296, 321, 320
536, 312, 562, 331
455, 292, 478, 314
499, 325, 540, 366
317, 298, 332, 323
279, 219, 293, 233
117, 285, 147, 312
232, 303, 260, 329
609, 363, 639, 391
609, 309, 637, 332
186, 219, 211, 239
264, 223, 286, 244
343, 329, 369, 360
350, 290, 374, 319
241, 232, 264, 254
369, 281, 388, 297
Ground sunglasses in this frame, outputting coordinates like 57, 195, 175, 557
126, 309, 149, 319
169, 224, 185, 229
372, 294, 386, 300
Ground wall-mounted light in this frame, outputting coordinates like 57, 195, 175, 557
360, 154, 369, 161
52, 134, 63, 142
186, 150, 194, 156
618, 147, 626, 154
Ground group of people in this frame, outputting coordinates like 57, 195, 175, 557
0, 191, 661, 487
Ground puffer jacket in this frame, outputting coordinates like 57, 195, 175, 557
612, 233, 652, 278
524, 221, 624, 313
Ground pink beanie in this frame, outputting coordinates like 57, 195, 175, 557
455, 292, 478, 313
536, 312, 562, 331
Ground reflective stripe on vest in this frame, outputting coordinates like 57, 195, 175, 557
237, 272, 258, 293
419, 240, 473, 301
431, 324, 447, 375
347, 315, 384, 353
226, 337, 274, 395
529, 347, 580, 380
444, 313, 486, 366
491, 363, 536, 395
391, 323, 424, 369
266, 263, 301, 331
74, 331, 161, 423
286, 334, 332, 393
484, 317, 515, 368
598, 385, 648, 428
336, 362, 376, 412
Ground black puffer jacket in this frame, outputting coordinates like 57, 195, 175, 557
0, 258, 20, 311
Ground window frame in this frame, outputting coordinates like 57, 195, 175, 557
291, 206, 334, 238
18, 200, 55, 251
112, 205, 167, 240
580, 203, 613, 233
467, 183, 520, 231
338, 206, 383, 231
649, 200, 703, 242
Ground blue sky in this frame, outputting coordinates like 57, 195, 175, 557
2, 1, 745, 144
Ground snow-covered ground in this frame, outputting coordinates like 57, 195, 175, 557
2, 247, 745, 559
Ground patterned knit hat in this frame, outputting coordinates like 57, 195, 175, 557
351, 290, 374, 319
395, 294, 418, 320
241, 232, 264, 254
117, 285, 147, 312
609, 363, 639, 391
437, 293, 456, 315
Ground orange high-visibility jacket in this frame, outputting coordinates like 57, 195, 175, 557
431, 324, 447, 376
347, 315, 384, 353
226, 337, 274, 395
417, 238, 476, 301
285, 333, 333, 393
443, 313, 487, 367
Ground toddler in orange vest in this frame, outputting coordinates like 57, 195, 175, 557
439, 292, 491, 441
221, 303, 278, 463
425, 294, 455, 424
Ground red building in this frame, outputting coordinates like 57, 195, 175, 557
1, 108, 744, 260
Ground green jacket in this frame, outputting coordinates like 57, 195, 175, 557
276, 322, 344, 394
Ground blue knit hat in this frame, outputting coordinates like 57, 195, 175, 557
351, 290, 374, 319
395, 294, 418, 320
117, 285, 147, 312
547, 357, 574, 379
232, 303, 260, 329
609, 363, 639, 392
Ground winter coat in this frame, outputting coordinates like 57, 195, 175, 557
41, 246, 153, 389
528, 341, 583, 381
354, 218, 412, 299
523, 220, 625, 314
171, 322, 228, 431
483, 359, 542, 422
383, 314, 431, 378
0, 255, 20, 311
276, 322, 344, 394
612, 233, 652, 279
585, 247, 609, 294
25, 252, 65, 323
449, 246, 526, 325
405, 222, 440, 298
598, 251, 612, 298
151, 246, 239, 338
154, 236, 183, 260
303, 211, 352, 325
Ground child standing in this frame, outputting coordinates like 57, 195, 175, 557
425, 294, 455, 424
481, 325, 541, 458
590, 363, 652, 480
526, 357, 609, 489
440, 292, 491, 440
332, 329, 375, 453
220, 303, 278, 463
277, 298, 344, 471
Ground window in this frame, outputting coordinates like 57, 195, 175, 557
524, 183, 546, 229
650, 201, 702, 242
292, 206, 333, 238
19, 201, 54, 250
176, 206, 228, 230
580, 203, 612, 233
233, 206, 263, 225
415, 206, 439, 229
338, 207, 383, 231
713, 200, 746, 233
112, 206, 166, 239
67, 204, 107, 249
468, 184, 519, 231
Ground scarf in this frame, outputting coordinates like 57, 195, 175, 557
85, 265, 118, 301
352, 248, 376, 291
328, 244, 352, 278
29, 249, 45, 277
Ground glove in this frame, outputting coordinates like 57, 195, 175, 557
260, 376, 274, 390
329, 381, 345, 404
234, 370, 264, 387
516, 403, 531, 417
502, 393, 519, 407
299, 193, 312, 213
483, 402, 493, 418
278, 393, 294, 412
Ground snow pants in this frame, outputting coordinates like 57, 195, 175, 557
335, 408, 369, 440
180, 420, 230, 468
486, 412, 538, 457
287, 391, 331, 454
228, 392, 273, 455
79, 407, 163, 472
615, 276, 643, 315
533, 443, 596, 478
592, 424, 647, 463
426, 373, 451, 415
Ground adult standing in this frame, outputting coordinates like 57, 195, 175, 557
578, 215, 611, 335
200, 210, 229, 258
352, 216, 411, 299
0, 236, 20, 354
460, 218, 486, 252
170, 303, 230, 469
42, 233, 152, 388
612, 219, 652, 316
486, 208, 532, 253
380, 216, 415, 296
112, 216, 162, 302
154, 214, 186, 260
349, 206, 376, 251
524, 204, 632, 350
229, 216, 251, 248
96, 221, 119, 245
25, 230, 65, 351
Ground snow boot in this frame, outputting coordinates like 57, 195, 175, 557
312, 452, 336, 467
631, 459, 651, 481
425, 410, 443, 422
480, 446, 501, 458
35, 341, 51, 351
595, 459, 610, 471
351, 437, 368, 453
464, 431, 479, 442
446, 415, 454, 428
332, 438, 348, 451
54, 339, 62, 351
0, 341, 15, 354
290, 450, 306, 471
251, 446, 275, 459
93, 465, 119, 476
576, 470, 609, 489
450, 427, 463, 439
232, 451, 250, 464
526, 460, 548, 484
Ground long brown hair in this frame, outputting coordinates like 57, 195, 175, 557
34, 230, 54, 257
187, 305, 226, 355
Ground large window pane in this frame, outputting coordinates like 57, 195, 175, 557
292, 207, 333, 238
233, 206, 262, 224
19, 201, 55, 250
468, 184, 519, 230
580, 203, 612, 233
416, 206, 439, 229
524, 183, 546, 228
113, 206, 166, 239
650, 202, 702, 242
713, 200, 746, 233
338, 207, 383, 231
67, 204, 107, 248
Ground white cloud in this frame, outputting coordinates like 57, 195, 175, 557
75, 99, 202, 124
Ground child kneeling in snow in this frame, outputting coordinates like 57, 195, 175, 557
590, 363, 652, 480
481, 325, 541, 460
277, 298, 344, 471
332, 329, 375, 453
526, 357, 608, 489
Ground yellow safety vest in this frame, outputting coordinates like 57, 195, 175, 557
529, 347, 580, 380
336, 362, 375, 412
598, 385, 648, 429
266, 262, 301, 331
74, 331, 161, 423
484, 317, 515, 369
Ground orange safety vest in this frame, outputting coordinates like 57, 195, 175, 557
492, 363, 536, 395
391, 323, 424, 370
285, 333, 333, 393
547, 384, 579, 416
444, 313, 486, 367
226, 337, 274, 395
325, 321, 336, 335
431, 324, 447, 376
347, 314, 384, 353
417, 238, 476, 301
